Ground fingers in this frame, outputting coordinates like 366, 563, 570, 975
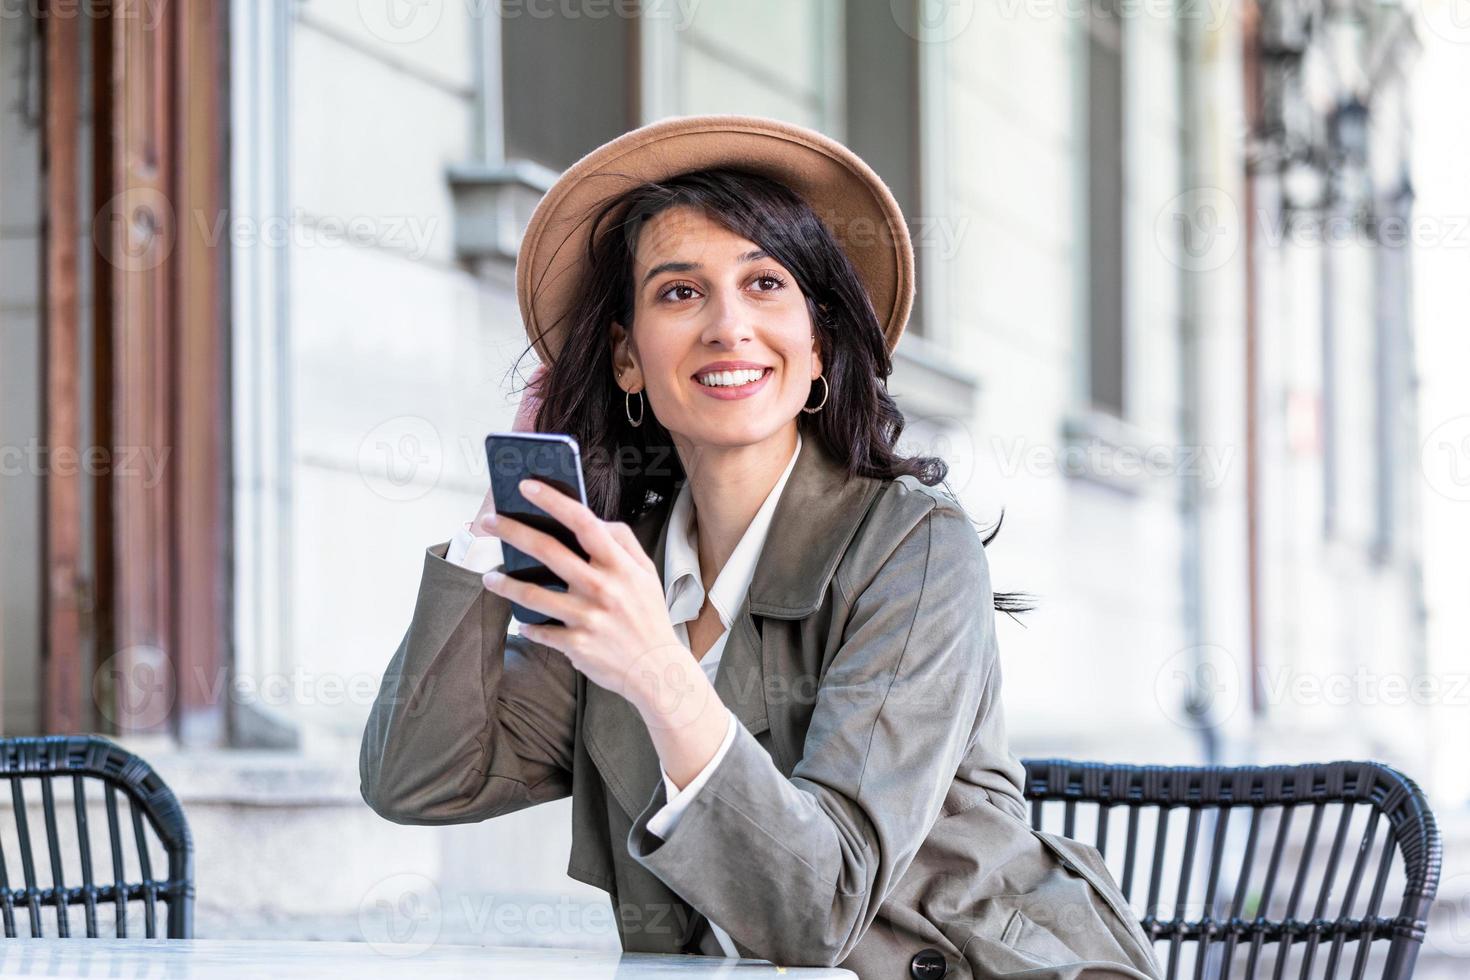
485, 512, 596, 593
483, 570, 579, 625
518, 480, 627, 568
606, 520, 656, 572
473, 486, 497, 526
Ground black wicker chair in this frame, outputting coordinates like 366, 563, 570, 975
0, 735, 193, 938
1021, 759, 1441, 980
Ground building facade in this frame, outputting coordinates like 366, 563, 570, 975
0, 0, 1437, 946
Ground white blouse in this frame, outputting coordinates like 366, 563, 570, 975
445, 432, 804, 958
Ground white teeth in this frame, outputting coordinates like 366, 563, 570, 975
698, 368, 766, 388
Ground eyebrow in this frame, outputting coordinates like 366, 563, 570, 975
640, 249, 771, 289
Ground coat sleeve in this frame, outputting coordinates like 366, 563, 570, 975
625, 498, 998, 967
359, 542, 578, 825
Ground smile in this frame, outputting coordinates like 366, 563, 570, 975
693, 367, 773, 400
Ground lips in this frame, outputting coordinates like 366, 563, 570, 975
693, 366, 773, 400
691, 361, 773, 380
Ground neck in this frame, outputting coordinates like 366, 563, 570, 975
675, 426, 799, 593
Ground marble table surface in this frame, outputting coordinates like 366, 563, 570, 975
0, 938, 858, 978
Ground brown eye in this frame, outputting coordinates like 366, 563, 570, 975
751, 274, 786, 292
658, 282, 699, 303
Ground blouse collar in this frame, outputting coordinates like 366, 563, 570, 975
663, 431, 804, 634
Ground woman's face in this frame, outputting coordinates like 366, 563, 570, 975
610, 205, 823, 457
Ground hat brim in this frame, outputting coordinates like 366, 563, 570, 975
515, 114, 914, 366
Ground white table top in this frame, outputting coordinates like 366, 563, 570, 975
0, 938, 857, 979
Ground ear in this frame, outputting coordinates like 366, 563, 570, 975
609, 320, 642, 391
811, 329, 823, 380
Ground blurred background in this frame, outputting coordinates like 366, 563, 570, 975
1, 0, 1468, 966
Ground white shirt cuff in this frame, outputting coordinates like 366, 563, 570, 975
446, 521, 502, 573
645, 711, 739, 841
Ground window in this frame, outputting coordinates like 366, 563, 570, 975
497, 7, 637, 171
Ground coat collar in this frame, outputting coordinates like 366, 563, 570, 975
583, 431, 885, 820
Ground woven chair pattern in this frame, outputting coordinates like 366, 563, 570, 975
1021, 759, 1441, 980
0, 735, 193, 938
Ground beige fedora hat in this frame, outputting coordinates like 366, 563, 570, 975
515, 113, 915, 366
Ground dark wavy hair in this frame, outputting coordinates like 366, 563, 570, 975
512, 166, 1033, 616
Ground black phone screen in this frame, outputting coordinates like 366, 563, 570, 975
484, 432, 590, 626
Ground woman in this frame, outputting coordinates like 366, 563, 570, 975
360, 115, 1162, 980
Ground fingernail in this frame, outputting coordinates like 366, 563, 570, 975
520, 479, 540, 496
481, 513, 498, 528
484, 571, 503, 586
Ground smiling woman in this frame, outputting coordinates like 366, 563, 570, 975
359, 115, 1162, 980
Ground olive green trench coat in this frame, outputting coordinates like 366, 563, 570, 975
359, 434, 1163, 980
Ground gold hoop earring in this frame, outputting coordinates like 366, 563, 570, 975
625, 389, 645, 427
802, 374, 828, 414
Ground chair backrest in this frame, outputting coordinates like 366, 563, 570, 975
1021, 759, 1441, 980
0, 735, 193, 938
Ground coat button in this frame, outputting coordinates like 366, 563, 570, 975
909, 947, 948, 979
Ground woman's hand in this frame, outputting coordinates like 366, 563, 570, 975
470, 363, 549, 537
479, 478, 711, 723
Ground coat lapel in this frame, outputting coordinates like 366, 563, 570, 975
582, 433, 885, 820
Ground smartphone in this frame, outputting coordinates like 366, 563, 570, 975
484, 432, 590, 626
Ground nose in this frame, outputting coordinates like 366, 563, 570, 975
698, 284, 754, 349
